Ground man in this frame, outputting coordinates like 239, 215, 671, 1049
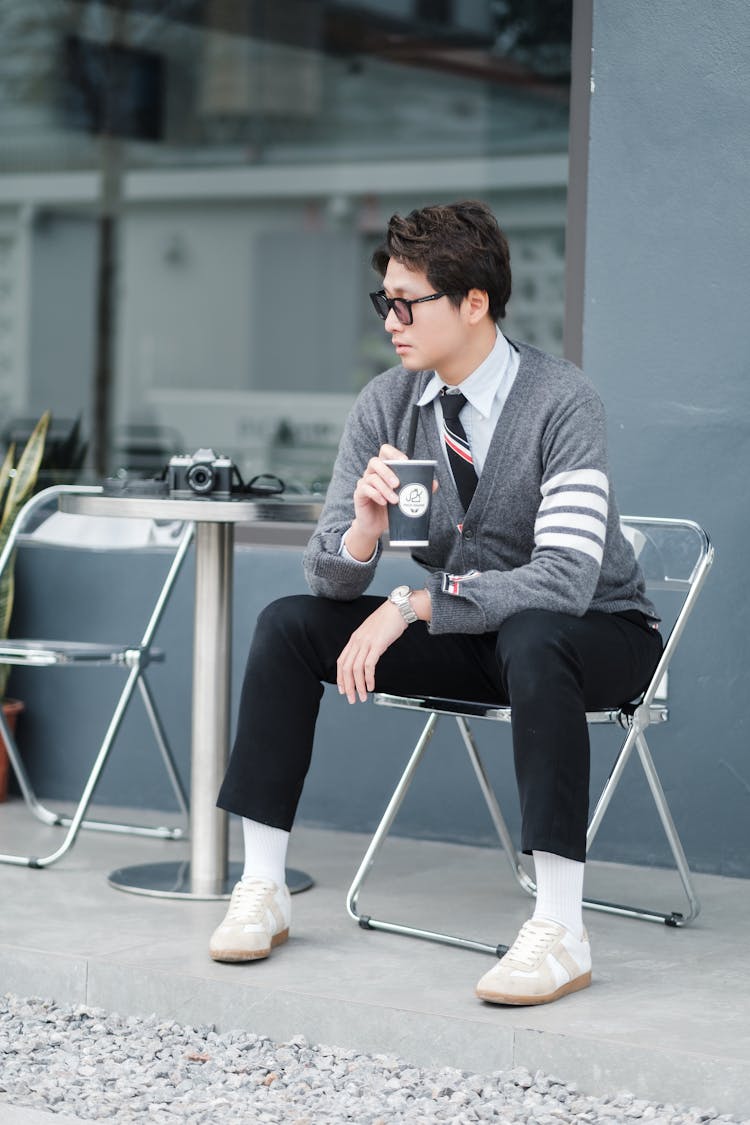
209, 201, 662, 1006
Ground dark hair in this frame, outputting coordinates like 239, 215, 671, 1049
371, 200, 511, 321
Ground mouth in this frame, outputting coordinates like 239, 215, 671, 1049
393, 342, 411, 353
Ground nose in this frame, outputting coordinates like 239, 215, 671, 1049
384, 306, 402, 332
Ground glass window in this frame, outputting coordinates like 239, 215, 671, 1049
0, 0, 572, 490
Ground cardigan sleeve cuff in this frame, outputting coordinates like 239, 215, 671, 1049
425, 572, 488, 635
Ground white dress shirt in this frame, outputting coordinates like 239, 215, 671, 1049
417, 328, 519, 476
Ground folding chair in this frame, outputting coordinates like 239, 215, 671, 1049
347, 516, 714, 955
0, 484, 193, 868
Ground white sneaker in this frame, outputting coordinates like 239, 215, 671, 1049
209, 877, 291, 963
476, 918, 592, 1006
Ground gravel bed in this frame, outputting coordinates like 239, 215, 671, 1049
0, 994, 746, 1124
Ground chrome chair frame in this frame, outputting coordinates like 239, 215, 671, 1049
0, 484, 193, 868
347, 516, 714, 956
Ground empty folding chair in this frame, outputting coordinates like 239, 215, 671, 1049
347, 516, 714, 954
0, 484, 193, 868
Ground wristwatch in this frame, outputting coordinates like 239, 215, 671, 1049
388, 584, 418, 624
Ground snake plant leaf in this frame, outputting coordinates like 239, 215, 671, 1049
0, 444, 15, 643
0, 560, 14, 650
1, 412, 50, 529
0, 413, 50, 698
0, 445, 13, 508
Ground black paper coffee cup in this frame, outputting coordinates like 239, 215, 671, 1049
383, 459, 436, 547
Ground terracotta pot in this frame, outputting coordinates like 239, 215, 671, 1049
0, 699, 25, 803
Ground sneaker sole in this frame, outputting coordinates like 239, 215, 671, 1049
209, 928, 289, 963
476, 969, 592, 1006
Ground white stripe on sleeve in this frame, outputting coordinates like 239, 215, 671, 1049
534, 511, 607, 539
535, 468, 609, 565
535, 531, 604, 565
538, 490, 608, 519
542, 468, 609, 496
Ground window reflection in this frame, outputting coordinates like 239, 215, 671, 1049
0, 0, 571, 490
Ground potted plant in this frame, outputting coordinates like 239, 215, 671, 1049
0, 412, 50, 801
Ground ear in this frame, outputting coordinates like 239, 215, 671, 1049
463, 288, 490, 324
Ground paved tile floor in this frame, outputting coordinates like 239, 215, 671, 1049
0, 800, 748, 1117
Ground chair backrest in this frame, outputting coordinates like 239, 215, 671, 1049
0, 485, 102, 573
0, 484, 194, 650
620, 516, 714, 708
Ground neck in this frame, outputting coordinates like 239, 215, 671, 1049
436, 321, 498, 385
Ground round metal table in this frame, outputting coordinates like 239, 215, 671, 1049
60, 490, 323, 900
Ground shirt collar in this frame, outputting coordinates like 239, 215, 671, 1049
417, 329, 512, 419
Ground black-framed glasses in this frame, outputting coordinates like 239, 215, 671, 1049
369, 289, 448, 326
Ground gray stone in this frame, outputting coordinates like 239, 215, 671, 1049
1, 992, 748, 1125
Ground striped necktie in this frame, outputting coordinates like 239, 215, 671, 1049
440, 389, 478, 511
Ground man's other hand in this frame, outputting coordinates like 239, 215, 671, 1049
336, 598, 406, 703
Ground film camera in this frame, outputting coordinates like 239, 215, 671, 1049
167, 448, 234, 499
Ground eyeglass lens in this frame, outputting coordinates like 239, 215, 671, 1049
370, 292, 412, 325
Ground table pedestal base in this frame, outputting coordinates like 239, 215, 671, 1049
108, 862, 314, 900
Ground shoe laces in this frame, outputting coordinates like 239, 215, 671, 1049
225, 877, 276, 924
504, 920, 562, 969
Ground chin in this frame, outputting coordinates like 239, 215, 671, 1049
397, 352, 425, 371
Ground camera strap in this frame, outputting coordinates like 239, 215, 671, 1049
231, 466, 285, 497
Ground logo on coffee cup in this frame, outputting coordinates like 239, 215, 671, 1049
398, 483, 429, 519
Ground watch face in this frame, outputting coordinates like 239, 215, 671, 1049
392, 584, 411, 599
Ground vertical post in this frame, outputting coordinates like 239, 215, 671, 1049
93, 205, 116, 476
190, 521, 233, 896
93, 0, 127, 476
563, 0, 594, 367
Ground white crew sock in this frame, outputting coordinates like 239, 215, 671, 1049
241, 817, 289, 888
532, 850, 585, 939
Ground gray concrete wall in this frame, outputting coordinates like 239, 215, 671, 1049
580, 0, 750, 876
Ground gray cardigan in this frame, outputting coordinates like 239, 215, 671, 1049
303, 342, 656, 634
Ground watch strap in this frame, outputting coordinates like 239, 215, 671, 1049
388, 586, 418, 624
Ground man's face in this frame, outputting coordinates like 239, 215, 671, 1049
380, 259, 471, 381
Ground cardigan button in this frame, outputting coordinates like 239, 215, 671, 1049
463, 528, 474, 540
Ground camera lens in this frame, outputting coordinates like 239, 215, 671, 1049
186, 463, 215, 494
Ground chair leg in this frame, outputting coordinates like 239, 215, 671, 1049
453, 718, 698, 927
137, 673, 189, 818
583, 725, 699, 926
455, 716, 536, 900
0, 706, 62, 828
586, 723, 640, 848
635, 731, 700, 923
348, 704, 699, 952
0, 667, 185, 868
347, 712, 508, 957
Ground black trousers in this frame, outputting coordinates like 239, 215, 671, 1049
217, 595, 663, 862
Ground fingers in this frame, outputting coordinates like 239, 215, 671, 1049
337, 637, 377, 704
353, 446, 408, 523
354, 473, 396, 508
357, 454, 401, 507
336, 603, 405, 704
378, 443, 406, 462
